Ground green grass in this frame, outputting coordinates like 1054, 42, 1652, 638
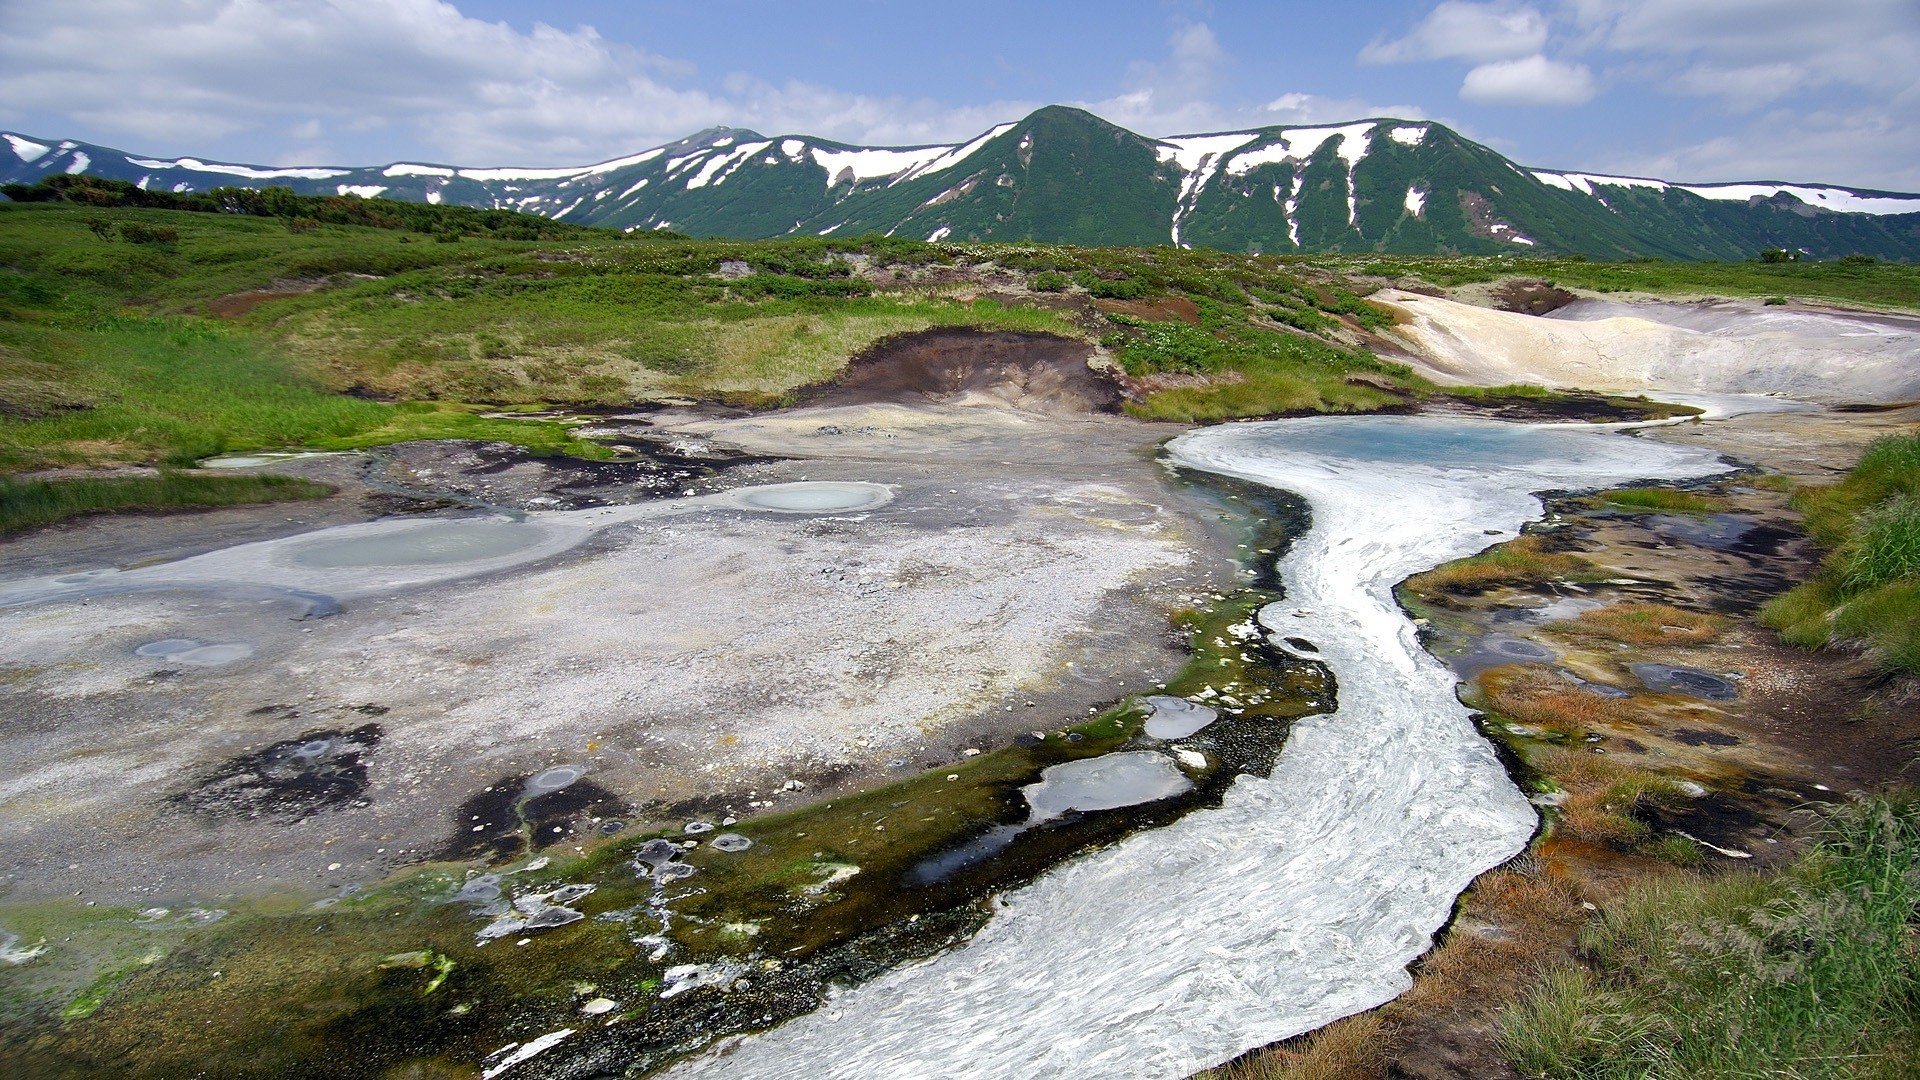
1502, 795, 1920, 1079
1591, 487, 1731, 514
1340, 254, 1920, 312
1762, 434, 1920, 674
1403, 534, 1600, 600
4, 199, 1917, 479
0, 471, 333, 533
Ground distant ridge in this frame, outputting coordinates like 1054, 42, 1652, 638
6, 106, 1919, 259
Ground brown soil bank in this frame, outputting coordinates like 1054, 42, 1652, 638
808, 328, 1120, 415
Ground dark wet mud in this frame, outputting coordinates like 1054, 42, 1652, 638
803, 328, 1121, 415
170, 723, 384, 821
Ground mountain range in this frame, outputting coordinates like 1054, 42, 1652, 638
7, 105, 1919, 260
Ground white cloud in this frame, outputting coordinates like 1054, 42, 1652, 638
1363, 2, 1550, 64
1603, 105, 1920, 190
1563, 0, 1920, 187
0, 0, 1045, 162
1460, 54, 1597, 106
0, 5, 1442, 163
1567, 0, 1920, 107
1074, 23, 1236, 135
1260, 93, 1430, 125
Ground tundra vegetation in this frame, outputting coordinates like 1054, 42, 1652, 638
1764, 434, 1920, 675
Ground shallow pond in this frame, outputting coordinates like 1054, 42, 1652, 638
293, 519, 553, 569
723, 481, 892, 514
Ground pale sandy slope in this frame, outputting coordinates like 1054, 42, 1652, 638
1375, 290, 1920, 404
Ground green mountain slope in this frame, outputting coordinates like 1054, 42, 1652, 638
5, 107, 1918, 259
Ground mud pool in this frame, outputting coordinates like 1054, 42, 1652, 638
0, 397, 1281, 1076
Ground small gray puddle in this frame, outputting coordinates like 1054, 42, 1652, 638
524, 766, 583, 797
1630, 663, 1738, 700
726, 481, 891, 514
1022, 751, 1193, 824
1141, 696, 1219, 740
912, 750, 1198, 885
133, 639, 254, 667
1648, 513, 1757, 551
1529, 596, 1604, 623
1452, 634, 1556, 677
135, 639, 201, 658
198, 451, 342, 469
292, 520, 549, 569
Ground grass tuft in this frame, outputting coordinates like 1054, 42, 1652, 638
1548, 602, 1730, 647
1403, 534, 1597, 602
0, 471, 333, 533
1762, 434, 1920, 674
1592, 487, 1730, 514
1502, 795, 1920, 1079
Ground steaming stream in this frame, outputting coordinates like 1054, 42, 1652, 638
672, 416, 1729, 1079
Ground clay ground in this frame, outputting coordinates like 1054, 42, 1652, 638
0, 332, 1246, 909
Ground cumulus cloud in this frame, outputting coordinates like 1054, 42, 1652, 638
1567, 0, 1920, 111
1362, 2, 1550, 64
1260, 92, 1430, 125
1566, 0, 1920, 187
0, 0, 1047, 163
1460, 55, 1597, 106
0, 3, 1420, 164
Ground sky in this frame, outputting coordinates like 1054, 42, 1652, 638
3, 0, 1918, 189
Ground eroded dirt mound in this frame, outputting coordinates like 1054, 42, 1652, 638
810, 328, 1119, 415
1489, 278, 1577, 316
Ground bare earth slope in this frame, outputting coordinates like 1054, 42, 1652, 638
1377, 290, 1920, 405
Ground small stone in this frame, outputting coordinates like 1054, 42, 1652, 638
581, 997, 617, 1015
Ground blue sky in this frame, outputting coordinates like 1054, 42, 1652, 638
4, 1, 1918, 189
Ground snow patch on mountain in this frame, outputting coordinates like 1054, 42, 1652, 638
1156, 132, 1263, 246
687, 142, 771, 190
64, 152, 89, 175
1405, 187, 1427, 216
1532, 170, 1670, 195
458, 147, 664, 185
336, 184, 385, 198
811, 143, 958, 192
1679, 182, 1920, 216
899, 123, 1015, 184
127, 156, 350, 181
4, 135, 49, 163
383, 163, 455, 178
1222, 123, 1375, 178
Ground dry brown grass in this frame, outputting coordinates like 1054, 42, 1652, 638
1480, 667, 1631, 740
1535, 747, 1682, 849
1548, 602, 1730, 647
1207, 1013, 1389, 1080
1404, 534, 1595, 602
1214, 865, 1587, 1079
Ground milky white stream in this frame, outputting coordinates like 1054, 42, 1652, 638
670, 416, 1730, 1079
